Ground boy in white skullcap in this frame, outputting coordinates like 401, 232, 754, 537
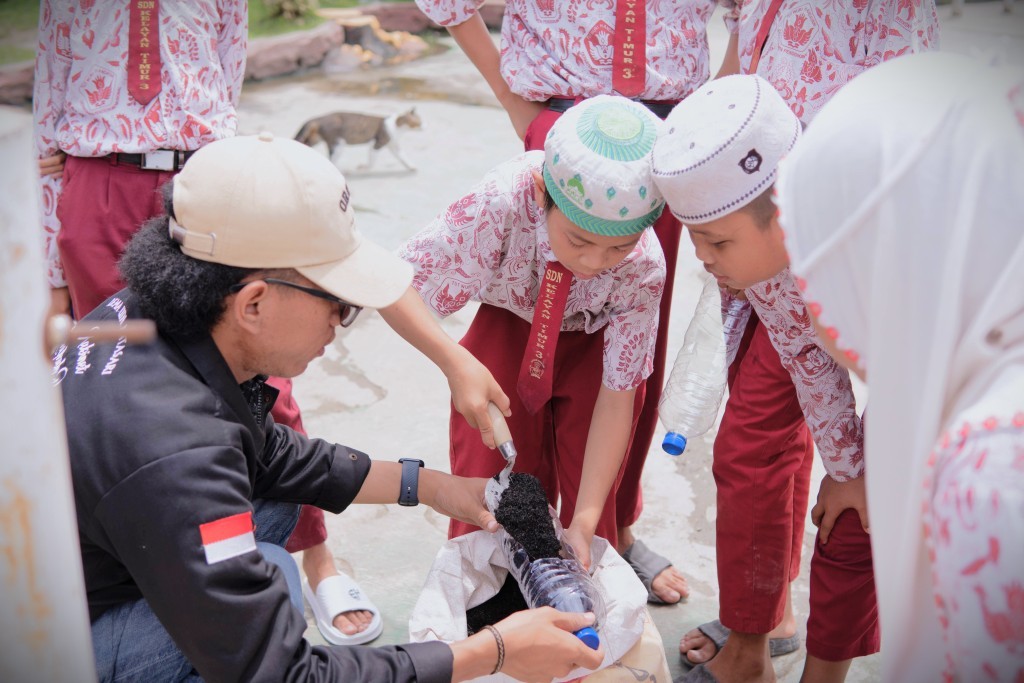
653, 74, 874, 683
400, 95, 666, 568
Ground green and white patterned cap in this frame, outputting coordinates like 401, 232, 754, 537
543, 95, 665, 236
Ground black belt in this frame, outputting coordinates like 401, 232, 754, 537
110, 149, 196, 172
546, 97, 679, 120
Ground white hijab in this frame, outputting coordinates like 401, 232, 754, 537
776, 52, 1024, 681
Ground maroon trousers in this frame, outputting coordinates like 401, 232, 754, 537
57, 155, 327, 551
524, 109, 683, 529
716, 315, 878, 660
448, 304, 643, 546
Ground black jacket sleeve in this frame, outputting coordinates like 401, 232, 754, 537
92, 443, 454, 683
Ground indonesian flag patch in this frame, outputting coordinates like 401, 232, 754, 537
199, 511, 256, 564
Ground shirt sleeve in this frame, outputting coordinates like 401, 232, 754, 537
33, 0, 74, 287
399, 159, 523, 317
413, 0, 486, 27
216, 0, 248, 107
91, 442, 453, 683
745, 270, 865, 481
601, 235, 666, 391
862, 0, 940, 67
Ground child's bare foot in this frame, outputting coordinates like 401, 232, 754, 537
618, 527, 690, 604
652, 565, 690, 603
701, 633, 776, 683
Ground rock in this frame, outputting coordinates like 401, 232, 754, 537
324, 13, 429, 68
321, 44, 372, 74
245, 21, 344, 81
0, 62, 34, 107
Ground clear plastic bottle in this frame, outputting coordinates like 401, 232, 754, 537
659, 274, 746, 455
497, 525, 608, 650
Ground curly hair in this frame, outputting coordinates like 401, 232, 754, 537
119, 183, 257, 339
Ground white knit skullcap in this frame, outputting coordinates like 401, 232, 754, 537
652, 74, 801, 224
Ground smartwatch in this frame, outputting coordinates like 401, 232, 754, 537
398, 458, 425, 506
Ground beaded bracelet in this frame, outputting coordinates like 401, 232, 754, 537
483, 624, 505, 675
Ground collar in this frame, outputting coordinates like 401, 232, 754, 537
172, 332, 270, 451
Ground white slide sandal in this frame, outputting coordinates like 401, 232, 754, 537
302, 573, 383, 646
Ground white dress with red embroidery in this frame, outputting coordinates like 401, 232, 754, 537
33, 0, 247, 287
721, 0, 939, 123
414, 0, 723, 102
924, 367, 1024, 683
398, 151, 666, 392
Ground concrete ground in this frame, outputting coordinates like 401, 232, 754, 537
235, 3, 1024, 681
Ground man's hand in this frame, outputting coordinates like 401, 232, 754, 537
811, 474, 869, 544
451, 607, 605, 682
38, 152, 66, 178
447, 345, 511, 449
495, 608, 605, 680
421, 470, 498, 532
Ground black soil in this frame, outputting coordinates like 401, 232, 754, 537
465, 473, 564, 631
466, 572, 529, 634
494, 472, 562, 560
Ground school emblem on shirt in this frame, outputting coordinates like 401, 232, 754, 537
739, 149, 763, 175
199, 511, 256, 565
585, 20, 615, 65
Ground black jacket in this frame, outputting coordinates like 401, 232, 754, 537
57, 290, 451, 682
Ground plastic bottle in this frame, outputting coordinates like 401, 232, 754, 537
659, 274, 746, 455
498, 526, 608, 650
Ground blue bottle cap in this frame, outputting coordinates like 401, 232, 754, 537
574, 626, 601, 650
662, 432, 688, 455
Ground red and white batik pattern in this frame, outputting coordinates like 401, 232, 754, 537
924, 413, 1024, 682
33, 0, 247, 287
722, 0, 939, 124
744, 269, 864, 481
414, 0, 722, 102
399, 152, 666, 391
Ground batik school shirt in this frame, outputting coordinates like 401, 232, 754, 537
34, 0, 247, 287
722, 269, 864, 482
721, 0, 939, 123
414, 0, 721, 103
399, 151, 666, 392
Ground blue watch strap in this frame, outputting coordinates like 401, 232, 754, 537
398, 458, 425, 506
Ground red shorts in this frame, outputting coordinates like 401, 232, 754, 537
448, 304, 642, 547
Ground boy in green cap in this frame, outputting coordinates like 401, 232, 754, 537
400, 95, 666, 567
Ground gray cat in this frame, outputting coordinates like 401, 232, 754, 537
294, 108, 422, 172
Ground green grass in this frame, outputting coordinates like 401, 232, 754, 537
0, 0, 38, 33
249, 1, 327, 38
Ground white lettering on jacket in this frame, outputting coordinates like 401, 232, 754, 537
74, 337, 94, 375
51, 344, 69, 386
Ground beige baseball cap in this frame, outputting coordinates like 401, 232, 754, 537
169, 131, 412, 309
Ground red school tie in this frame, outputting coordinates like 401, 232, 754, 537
128, 0, 162, 105
612, 0, 647, 97
517, 261, 574, 415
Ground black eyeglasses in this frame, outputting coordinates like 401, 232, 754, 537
229, 278, 362, 327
